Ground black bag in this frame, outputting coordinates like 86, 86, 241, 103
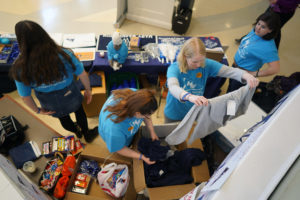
0, 115, 28, 155
252, 82, 279, 113
252, 72, 300, 113
266, 72, 300, 96
172, 0, 195, 34
172, 8, 193, 35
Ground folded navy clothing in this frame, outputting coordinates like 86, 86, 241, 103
138, 137, 170, 161
144, 148, 206, 188
8, 141, 41, 169
168, 148, 206, 172
145, 160, 194, 187
76, 73, 102, 90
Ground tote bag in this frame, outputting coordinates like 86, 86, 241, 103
97, 162, 129, 198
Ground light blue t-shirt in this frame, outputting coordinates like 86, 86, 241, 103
164, 59, 222, 120
234, 29, 279, 71
107, 40, 128, 64
15, 49, 84, 97
98, 91, 143, 153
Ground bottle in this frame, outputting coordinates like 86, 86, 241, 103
130, 77, 137, 88
111, 83, 117, 93
123, 80, 130, 88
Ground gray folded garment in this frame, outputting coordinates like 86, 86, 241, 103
165, 85, 255, 145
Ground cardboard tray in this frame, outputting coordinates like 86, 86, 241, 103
65, 144, 136, 200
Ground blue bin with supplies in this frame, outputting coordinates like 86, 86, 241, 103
106, 72, 139, 97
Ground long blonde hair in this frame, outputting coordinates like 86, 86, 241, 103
177, 37, 206, 73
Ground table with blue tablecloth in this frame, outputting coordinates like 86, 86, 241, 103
92, 35, 228, 98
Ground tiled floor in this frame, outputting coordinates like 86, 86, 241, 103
1, 0, 299, 145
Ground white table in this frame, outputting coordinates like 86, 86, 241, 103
218, 101, 266, 147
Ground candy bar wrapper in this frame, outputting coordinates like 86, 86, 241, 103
57, 137, 65, 152
52, 137, 58, 152
42, 142, 50, 155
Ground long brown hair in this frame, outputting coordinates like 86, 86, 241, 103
9, 20, 76, 86
105, 88, 158, 123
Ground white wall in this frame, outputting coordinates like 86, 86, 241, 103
126, 0, 175, 30
209, 86, 300, 200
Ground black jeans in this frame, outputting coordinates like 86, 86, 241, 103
58, 105, 88, 134
226, 63, 247, 93
266, 7, 295, 49
274, 10, 295, 48
227, 78, 245, 93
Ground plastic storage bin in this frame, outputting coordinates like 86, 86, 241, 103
106, 72, 139, 96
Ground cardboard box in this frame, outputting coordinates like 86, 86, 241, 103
129, 36, 140, 51
206, 48, 224, 63
65, 144, 136, 200
133, 124, 210, 200
81, 71, 107, 117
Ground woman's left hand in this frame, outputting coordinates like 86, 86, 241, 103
84, 89, 92, 104
150, 132, 159, 141
243, 73, 259, 88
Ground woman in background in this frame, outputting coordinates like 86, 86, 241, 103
107, 31, 128, 71
227, 11, 281, 93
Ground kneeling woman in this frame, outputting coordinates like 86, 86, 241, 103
98, 88, 158, 165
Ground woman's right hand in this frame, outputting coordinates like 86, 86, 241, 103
188, 94, 209, 106
242, 72, 259, 88
84, 89, 92, 104
142, 155, 156, 165
40, 108, 55, 115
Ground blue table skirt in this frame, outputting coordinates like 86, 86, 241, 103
92, 36, 228, 98
91, 36, 228, 74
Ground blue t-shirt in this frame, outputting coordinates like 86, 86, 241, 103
98, 90, 143, 153
15, 49, 84, 97
164, 59, 222, 120
107, 40, 128, 64
234, 29, 279, 71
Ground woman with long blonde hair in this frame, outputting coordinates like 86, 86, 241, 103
164, 37, 259, 123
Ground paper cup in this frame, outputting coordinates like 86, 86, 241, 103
99, 51, 105, 58
23, 161, 36, 173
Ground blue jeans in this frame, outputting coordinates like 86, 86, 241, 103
35, 81, 83, 118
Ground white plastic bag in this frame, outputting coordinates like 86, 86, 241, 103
97, 162, 129, 198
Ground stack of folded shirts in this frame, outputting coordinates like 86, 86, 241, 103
9, 141, 41, 169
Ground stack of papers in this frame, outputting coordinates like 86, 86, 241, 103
63, 33, 96, 48
49, 33, 64, 46
73, 47, 95, 62
49, 33, 97, 61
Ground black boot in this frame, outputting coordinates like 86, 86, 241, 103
235, 35, 245, 44
235, 38, 242, 44
84, 126, 98, 143
74, 123, 82, 138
